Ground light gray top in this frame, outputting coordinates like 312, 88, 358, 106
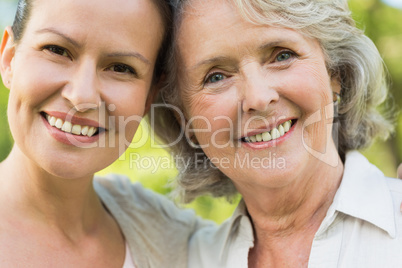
188, 151, 402, 267
94, 174, 210, 268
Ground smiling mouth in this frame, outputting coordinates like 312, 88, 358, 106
41, 112, 104, 137
241, 119, 296, 143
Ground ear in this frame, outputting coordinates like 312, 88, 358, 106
0, 26, 16, 90
144, 74, 165, 115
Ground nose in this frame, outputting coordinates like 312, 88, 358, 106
241, 66, 279, 113
62, 60, 101, 112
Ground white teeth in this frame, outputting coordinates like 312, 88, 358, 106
44, 114, 99, 137
48, 116, 56, 127
87, 127, 96, 137
262, 131, 272, 142
71, 125, 82, 135
62, 121, 72, 132
271, 128, 280, 139
284, 120, 291, 132
278, 125, 285, 136
244, 120, 293, 143
81, 126, 89, 136
55, 118, 63, 129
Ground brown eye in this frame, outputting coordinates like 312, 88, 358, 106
108, 64, 136, 76
43, 45, 69, 57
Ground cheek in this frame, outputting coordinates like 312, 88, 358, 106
275, 64, 334, 150
187, 91, 239, 145
108, 85, 149, 140
12, 54, 70, 108
6, 77, 47, 141
299, 84, 334, 151
284, 63, 333, 114
6, 94, 21, 140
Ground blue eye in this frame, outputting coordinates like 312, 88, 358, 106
207, 73, 226, 84
276, 51, 292, 62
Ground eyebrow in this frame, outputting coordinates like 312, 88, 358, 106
36, 28, 150, 65
257, 38, 302, 55
257, 40, 285, 53
190, 39, 298, 71
106, 52, 150, 66
190, 56, 233, 71
36, 27, 82, 48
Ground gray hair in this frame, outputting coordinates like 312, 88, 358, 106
153, 0, 394, 202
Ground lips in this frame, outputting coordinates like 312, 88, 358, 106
41, 112, 105, 137
242, 119, 296, 143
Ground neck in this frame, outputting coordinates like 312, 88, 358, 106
0, 146, 105, 239
243, 154, 344, 268
240, 155, 344, 237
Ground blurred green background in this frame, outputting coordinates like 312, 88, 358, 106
0, 0, 401, 223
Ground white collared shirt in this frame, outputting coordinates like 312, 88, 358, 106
188, 151, 402, 268
93, 175, 211, 268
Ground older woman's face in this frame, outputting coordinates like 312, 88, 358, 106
177, 0, 340, 189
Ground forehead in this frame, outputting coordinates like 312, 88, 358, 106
29, 0, 161, 27
179, 0, 238, 36
177, 0, 318, 67
23, 0, 164, 56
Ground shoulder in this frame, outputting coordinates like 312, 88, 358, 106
94, 174, 163, 207
335, 153, 402, 263
384, 176, 402, 224
385, 176, 402, 194
94, 174, 200, 226
94, 174, 212, 267
188, 201, 252, 268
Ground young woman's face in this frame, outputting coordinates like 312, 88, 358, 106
177, 0, 341, 190
1, 0, 163, 178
